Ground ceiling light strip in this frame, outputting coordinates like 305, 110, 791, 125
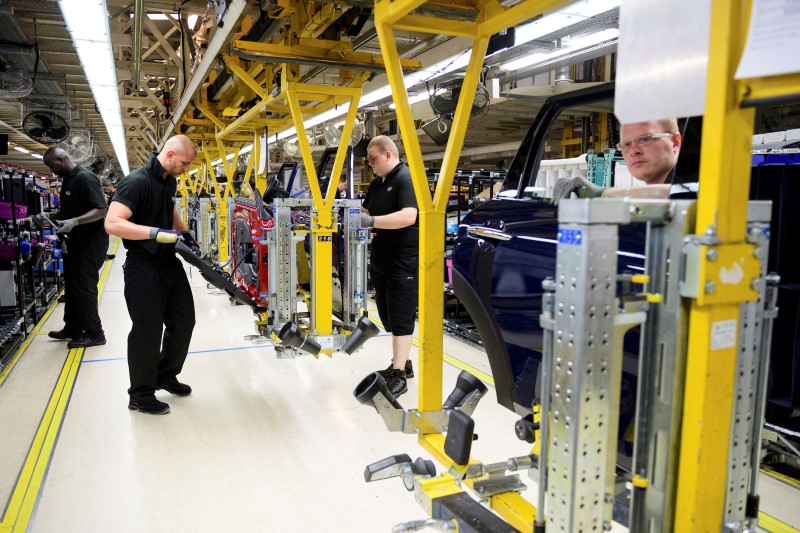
58, 0, 130, 175
271, 0, 620, 146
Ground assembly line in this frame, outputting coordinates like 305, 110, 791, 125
1, 0, 800, 532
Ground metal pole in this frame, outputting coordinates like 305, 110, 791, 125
536, 278, 556, 531
133, 0, 144, 93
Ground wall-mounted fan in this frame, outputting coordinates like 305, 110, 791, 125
281, 131, 313, 159
282, 137, 301, 159
323, 118, 363, 147
428, 71, 490, 120
22, 111, 70, 143
60, 131, 94, 164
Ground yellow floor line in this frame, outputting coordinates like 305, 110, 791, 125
367, 314, 495, 387
761, 468, 800, 490
0, 237, 119, 531
759, 511, 800, 533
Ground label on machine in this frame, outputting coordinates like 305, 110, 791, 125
316, 335, 335, 350
557, 229, 583, 245
710, 319, 737, 350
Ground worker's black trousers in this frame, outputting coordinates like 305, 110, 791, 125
63, 233, 109, 337
123, 253, 195, 400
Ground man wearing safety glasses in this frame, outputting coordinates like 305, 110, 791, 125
552, 119, 684, 204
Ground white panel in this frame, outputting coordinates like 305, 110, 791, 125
615, 0, 712, 123
735, 0, 800, 79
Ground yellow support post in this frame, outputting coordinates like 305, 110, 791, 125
675, 0, 760, 530
285, 80, 363, 345
202, 147, 231, 264
373, 0, 577, 528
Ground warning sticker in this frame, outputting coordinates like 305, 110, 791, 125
711, 319, 737, 351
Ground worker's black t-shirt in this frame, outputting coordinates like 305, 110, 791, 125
59, 165, 107, 246
362, 161, 419, 259
113, 155, 178, 256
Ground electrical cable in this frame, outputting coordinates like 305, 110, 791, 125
667, 117, 691, 187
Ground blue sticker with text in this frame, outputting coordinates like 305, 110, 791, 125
558, 229, 583, 245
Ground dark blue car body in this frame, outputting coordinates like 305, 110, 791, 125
451, 84, 646, 441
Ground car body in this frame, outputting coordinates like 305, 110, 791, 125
451, 83, 646, 449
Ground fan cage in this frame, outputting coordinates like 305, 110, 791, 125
22, 110, 71, 143
428, 73, 491, 119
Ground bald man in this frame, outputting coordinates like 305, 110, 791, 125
41, 147, 109, 348
105, 135, 198, 415
552, 119, 684, 204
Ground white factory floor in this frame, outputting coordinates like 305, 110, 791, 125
0, 237, 798, 532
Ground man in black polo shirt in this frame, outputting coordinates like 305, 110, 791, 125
361, 135, 419, 397
41, 147, 109, 348
105, 135, 198, 415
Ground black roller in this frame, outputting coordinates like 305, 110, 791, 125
354, 371, 402, 409
341, 314, 380, 354
277, 321, 321, 355
443, 370, 489, 409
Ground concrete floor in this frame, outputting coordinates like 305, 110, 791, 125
0, 238, 797, 532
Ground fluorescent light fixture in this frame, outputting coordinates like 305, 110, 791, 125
31, 153, 43, 159
263, 0, 619, 149
14, 146, 30, 154
59, 0, 129, 175
500, 28, 619, 72
389, 93, 429, 109
515, 0, 621, 46
130, 12, 200, 28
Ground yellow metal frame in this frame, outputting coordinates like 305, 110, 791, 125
673, 0, 800, 529
374, 0, 570, 529
286, 79, 363, 347
377, 0, 800, 530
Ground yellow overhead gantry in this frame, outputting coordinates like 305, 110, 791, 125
375, 0, 560, 529
168, 2, 421, 352
375, 0, 800, 531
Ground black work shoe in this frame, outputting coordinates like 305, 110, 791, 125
128, 396, 170, 415
67, 334, 107, 348
381, 359, 414, 379
48, 329, 83, 341
384, 369, 408, 397
156, 378, 192, 397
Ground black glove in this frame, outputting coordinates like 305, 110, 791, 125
181, 231, 199, 250
359, 213, 375, 228
149, 228, 182, 244
552, 175, 607, 206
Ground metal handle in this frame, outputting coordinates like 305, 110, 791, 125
466, 226, 512, 241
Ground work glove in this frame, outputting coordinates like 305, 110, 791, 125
149, 228, 183, 244
55, 218, 78, 234
552, 175, 607, 206
31, 213, 51, 227
181, 231, 199, 250
359, 213, 375, 228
